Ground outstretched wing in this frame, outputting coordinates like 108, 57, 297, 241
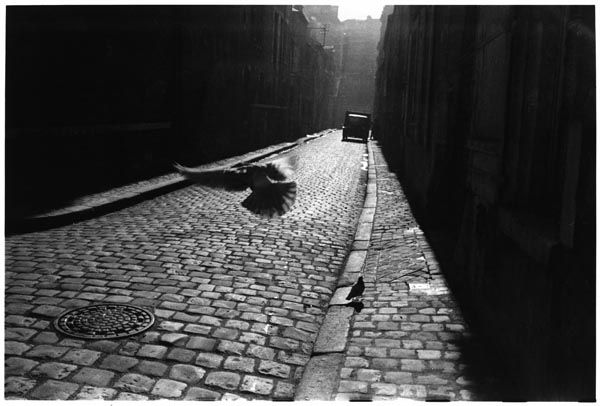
258, 155, 299, 181
174, 155, 299, 218
174, 162, 251, 191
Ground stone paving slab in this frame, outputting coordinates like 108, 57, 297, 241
354, 221, 374, 241
336, 251, 367, 288
363, 194, 377, 208
312, 306, 354, 354
329, 287, 353, 306
358, 207, 376, 224
294, 353, 344, 401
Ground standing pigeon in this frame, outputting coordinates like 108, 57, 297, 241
174, 155, 298, 218
345, 276, 365, 301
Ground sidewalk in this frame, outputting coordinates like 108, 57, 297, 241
297, 141, 477, 401
7, 131, 331, 235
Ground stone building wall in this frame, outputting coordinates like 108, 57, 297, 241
374, 5, 595, 400
6, 5, 336, 218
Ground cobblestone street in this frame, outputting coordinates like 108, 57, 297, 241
5, 132, 368, 400
290, 142, 478, 401
7, 4, 594, 402
5, 132, 483, 401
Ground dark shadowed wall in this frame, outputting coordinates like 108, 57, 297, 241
6, 5, 336, 219
374, 5, 595, 400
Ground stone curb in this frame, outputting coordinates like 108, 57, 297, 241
295, 140, 377, 401
337, 250, 368, 288
6, 131, 330, 235
312, 306, 355, 354
294, 353, 345, 401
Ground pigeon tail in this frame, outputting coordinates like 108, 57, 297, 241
262, 155, 298, 181
242, 180, 297, 218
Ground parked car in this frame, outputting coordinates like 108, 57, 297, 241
342, 111, 371, 142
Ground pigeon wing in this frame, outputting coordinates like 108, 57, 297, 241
174, 163, 251, 191
258, 155, 299, 181
241, 173, 297, 218
175, 156, 299, 218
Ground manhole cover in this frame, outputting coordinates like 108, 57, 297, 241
54, 304, 155, 339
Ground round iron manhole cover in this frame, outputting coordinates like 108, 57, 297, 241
54, 304, 155, 340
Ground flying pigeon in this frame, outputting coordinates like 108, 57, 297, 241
345, 276, 365, 301
174, 155, 298, 218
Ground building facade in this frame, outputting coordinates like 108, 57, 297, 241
303, 5, 345, 126
303, 6, 382, 125
337, 17, 382, 120
374, 5, 595, 400
6, 5, 337, 218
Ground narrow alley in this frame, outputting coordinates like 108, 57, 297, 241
5, 4, 595, 402
5, 132, 484, 401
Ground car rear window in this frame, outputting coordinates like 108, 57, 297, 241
347, 115, 368, 125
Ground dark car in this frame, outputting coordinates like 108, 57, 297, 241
342, 111, 371, 142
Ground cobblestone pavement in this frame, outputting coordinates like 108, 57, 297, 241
330, 142, 476, 401
4, 131, 368, 400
